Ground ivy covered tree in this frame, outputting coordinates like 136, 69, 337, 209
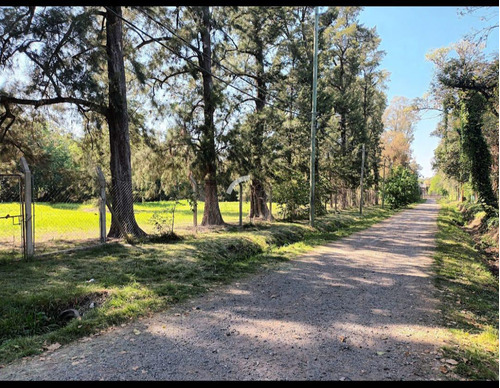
427, 40, 498, 213
431, 113, 471, 200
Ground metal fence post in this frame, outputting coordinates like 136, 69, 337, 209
19, 157, 34, 257
96, 167, 107, 244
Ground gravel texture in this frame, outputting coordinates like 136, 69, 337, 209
0, 198, 450, 381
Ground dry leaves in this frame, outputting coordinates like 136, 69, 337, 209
45, 343, 61, 352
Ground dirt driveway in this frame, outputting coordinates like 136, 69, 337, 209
0, 198, 450, 381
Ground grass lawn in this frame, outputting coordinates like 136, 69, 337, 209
433, 200, 499, 381
0, 200, 251, 257
0, 202, 398, 365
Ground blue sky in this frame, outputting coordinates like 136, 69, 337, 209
357, 6, 499, 178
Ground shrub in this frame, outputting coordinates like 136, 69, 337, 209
383, 166, 421, 209
273, 172, 309, 221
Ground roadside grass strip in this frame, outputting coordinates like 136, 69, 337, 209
433, 201, 499, 381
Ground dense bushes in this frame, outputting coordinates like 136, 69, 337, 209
383, 165, 421, 208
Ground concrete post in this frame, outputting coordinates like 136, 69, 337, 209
189, 173, 198, 230
96, 167, 107, 243
19, 157, 34, 257
239, 182, 243, 227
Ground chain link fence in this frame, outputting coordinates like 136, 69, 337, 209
0, 174, 25, 260
105, 178, 251, 239
2, 155, 387, 261
30, 167, 104, 256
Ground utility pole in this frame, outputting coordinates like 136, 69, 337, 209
309, 6, 319, 227
359, 144, 365, 215
381, 158, 386, 209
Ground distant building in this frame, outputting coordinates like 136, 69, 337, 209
419, 183, 428, 197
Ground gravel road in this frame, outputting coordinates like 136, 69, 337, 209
0, 198, 450, 381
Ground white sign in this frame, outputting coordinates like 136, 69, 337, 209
226, 175, 250, 194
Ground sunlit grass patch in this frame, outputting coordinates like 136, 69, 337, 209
434, 201, 499, 381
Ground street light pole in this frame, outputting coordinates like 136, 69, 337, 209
309, 6, 319, 227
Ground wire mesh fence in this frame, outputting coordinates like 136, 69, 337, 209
30, 169, 104, 256
106, 179, 251, 239
2, 155, 389, 261
0, 174, 25, 260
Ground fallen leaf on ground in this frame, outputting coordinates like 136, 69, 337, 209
133, 329, 141, 335
46, 343, 61, 352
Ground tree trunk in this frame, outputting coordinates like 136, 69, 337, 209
373, 159, 380, 205
248, 29, 272, 221
201, 174, 224, 226
341, 187, 348, 209
351, 188, 357, 207
106, 6, 145, 238
198, 6, 224, 226
249, 178, 271, 220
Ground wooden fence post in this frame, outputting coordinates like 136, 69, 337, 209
19, 157, 34, 257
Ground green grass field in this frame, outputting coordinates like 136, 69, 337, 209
0, 200, 251, 256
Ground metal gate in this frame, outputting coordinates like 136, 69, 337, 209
0, 173, 26, 259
